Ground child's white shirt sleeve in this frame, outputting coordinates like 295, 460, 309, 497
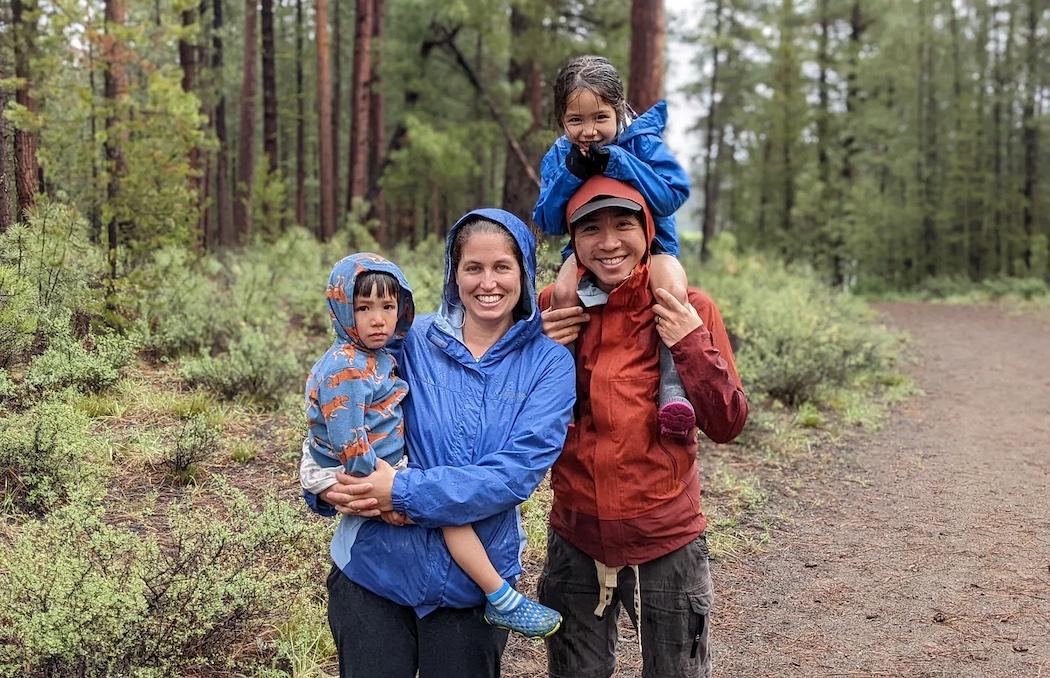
299, 438, 340, 495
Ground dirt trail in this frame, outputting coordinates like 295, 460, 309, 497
715, 302, 1050, 677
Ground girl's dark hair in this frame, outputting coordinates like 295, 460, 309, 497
450, 219, 530, 320
553, 55, 634, 133
354, 271, 400, 300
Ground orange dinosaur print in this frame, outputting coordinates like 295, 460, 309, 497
367, 430, 390, 446
327, 354, 380, 388
326, 279, 350, 304
321, 394, 351, 419
338, 432, 371, 463
339, 344, 358, 364
363, 387, 407, 419
393, 419, 405, 439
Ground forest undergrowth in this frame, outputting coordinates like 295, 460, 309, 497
0, 202, 938, 676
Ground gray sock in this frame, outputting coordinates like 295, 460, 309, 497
658, 344, 689, 408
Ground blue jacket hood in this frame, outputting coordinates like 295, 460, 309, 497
325, 253, 415, 348
438, 209, 539, 345
616, 100, 667, 145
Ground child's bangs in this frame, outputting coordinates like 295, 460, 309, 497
355, 271, 400, 300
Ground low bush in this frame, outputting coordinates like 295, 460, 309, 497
23, 329, 140, 396
179, 328, 302, 408
0, 486, 321, 677
0, 395, 93, 515
166, 415, 221, 483
693, 237, 897, 407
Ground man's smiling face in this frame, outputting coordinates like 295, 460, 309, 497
572, 207, 647, 292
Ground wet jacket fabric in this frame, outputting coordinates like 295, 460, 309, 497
305, 209, 576, 617
532, 101, 689, 257
305, 253, 415, 478
538, 176, 749, 567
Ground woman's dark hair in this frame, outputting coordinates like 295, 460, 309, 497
354, 271, 400, 300
553, 55, 634, 133
450, 219, 530, 320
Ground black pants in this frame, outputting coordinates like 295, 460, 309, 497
538, 531, 714, 678
326, 565, 508, 678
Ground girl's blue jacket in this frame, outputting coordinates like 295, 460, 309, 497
304, 208, 576, 617
532, 100, 690, 256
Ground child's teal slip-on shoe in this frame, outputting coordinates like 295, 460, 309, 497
483, 599, 562, 639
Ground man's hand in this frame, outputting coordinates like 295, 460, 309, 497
652, 288, 703, 348
380, 510, 411, 526
542, 306, 590, 346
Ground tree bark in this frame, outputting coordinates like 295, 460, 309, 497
1020, 0, 1039, 271
501, 5, 545, 226
332, 0, 342, 197
11, 0, 40, 217
179, 7, 206, 244
347, 0, 374, 206
295, 0, 307, 227
628, 0, 665, 113
841, 0, 864, 184
0, 47, 11, 232
700, 0, 724, 263
316, 0, 336, 240
367, 0, 386, 236
233, 0, 258, 242
213, 0, 233, 247
261, 0, 278, 174
103, 0, 129, 282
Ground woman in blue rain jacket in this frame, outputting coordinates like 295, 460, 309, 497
303, 208, 575, 678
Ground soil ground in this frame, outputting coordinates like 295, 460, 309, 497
504, 302, 1050, 677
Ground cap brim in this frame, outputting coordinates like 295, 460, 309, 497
569, 196, 643, 224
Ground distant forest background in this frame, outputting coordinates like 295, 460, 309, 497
1, 0, 1048, 289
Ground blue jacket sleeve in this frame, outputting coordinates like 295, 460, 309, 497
390, 349, 576, 528
533, 141, 583, 237
604, 136, 690, 219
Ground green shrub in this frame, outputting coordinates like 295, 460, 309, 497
0, 202, 107, 351
179, 328, 302, 407
23, 329, 139, 395
0, 395, 93, 515
694, 240, 896, 407
0, 486, 319, 677
0, 370, 15, 401
166, 415, 221, 483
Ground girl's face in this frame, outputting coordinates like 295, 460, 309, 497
455, 230, 522, 332
561, 88, 618, 149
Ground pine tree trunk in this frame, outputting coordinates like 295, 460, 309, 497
501, 4, 544, 227
295, 0, 307, 228
628, 0, 665, 114
103, 0, 129, 281
213, 0, 233, 247
1020, 0, 1039, 271
0, 49, 11, 232
700, 0, 724, 263
179, 7, 206, 245
261, 0, 278, 174
11, 0, 40, 217
347, 0, 373, 207
367, 0, 386, 236
841, 0, 863, 184
233, 0, 258, 242
332, 0, 341, 197
316, 0, 336, 240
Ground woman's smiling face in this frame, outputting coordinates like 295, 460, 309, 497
455, 230, 522, 331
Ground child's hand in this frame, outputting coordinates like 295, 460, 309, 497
380, 510, 409, 526
652, 288, 703, 348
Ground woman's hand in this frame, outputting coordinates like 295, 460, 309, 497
336, 457, 397, 513
542, 306, 589, 346
652, 288, 703, 348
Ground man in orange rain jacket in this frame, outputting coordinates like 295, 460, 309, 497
537, 175, 749, 678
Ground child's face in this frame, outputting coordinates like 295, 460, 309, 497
562, 88, 618, 149
353, 290, 399, 349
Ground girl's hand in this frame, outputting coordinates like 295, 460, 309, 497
380, 510, 410, 526
542, 306, 589, 346
652, 288, 703, 348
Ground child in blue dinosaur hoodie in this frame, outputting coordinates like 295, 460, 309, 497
532, 54, 697, 443
301, 252, 561, 639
